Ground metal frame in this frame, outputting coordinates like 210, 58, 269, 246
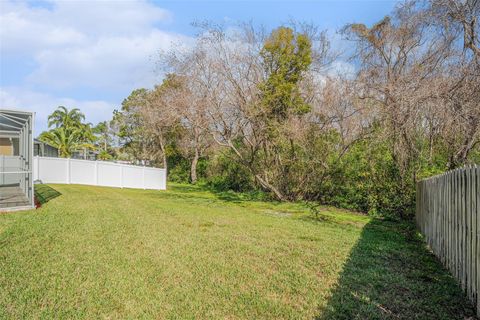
0, 109, 35, 211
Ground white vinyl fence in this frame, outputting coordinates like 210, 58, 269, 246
33, 156, 166, 190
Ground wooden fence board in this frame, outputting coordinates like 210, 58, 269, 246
471, 167, 475, 300
416, 166, 479, 315
476, 166, 480, 316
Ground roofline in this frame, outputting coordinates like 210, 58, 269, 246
34, 138, 57, 149
0, 132, 20, 138
0, 108, 35, 116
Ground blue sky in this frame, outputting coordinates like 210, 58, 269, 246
0, 0, 397, 134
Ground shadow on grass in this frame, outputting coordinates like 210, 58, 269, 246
318, 218, 476, 320
34, 184, 62, 205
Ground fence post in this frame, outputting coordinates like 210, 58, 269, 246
66, 158, 71, 184
471, 165, 477, 303
94, 161, 98, 186
120, 164, 124, 188
0, 155, 3, 185
476, 164, 480, 316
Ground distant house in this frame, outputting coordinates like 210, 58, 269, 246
6, 137, 100, 160
34, 139, 59, 157
71, 149, 98, 161
0, 138, 55, 158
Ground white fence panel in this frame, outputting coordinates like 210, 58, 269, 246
33, 156, 166, 190
144, 167, 166, 190
35, 157, 68, 184
97, 161, 122, 187
122, 165, 144, 189
70, 159, 95, 185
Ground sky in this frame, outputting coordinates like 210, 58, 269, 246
0, 0, 397, 134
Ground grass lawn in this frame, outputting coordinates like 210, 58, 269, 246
0, 183, 475, 319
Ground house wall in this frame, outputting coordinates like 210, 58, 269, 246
44, 144, 59, 157
34, 142, 59, 158
0, 138, 13, 156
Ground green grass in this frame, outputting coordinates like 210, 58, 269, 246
0, 183, 475, 319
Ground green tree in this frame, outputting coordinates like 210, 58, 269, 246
48, 106, 85, 129
249, 27, 313, 199
114, 89, 150, 162
93, 121, 114, 153
39, 106, 95, 158
259, 26, 312, 121
39, 126, 84, 158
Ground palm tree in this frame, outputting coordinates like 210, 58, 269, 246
78, 123, 96, 159
40, 106, 95, 158
39, 127, 84, 158
48, 106, 85, 129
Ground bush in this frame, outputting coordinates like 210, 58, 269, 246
206, 153, 256, 192
315, 139, 416, 219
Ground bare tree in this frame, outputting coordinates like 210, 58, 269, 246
429, 0, 480, 58
161, 74, 212, 183
426, 0, 480, 167
342, 2, 457, 179
140, 78, 181, 170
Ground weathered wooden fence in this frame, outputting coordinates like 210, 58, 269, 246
416, 165, 480, 314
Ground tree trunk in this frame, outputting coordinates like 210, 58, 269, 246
191, 147, 199, 184
254, 174, 286, 201
162, 152, 168, 171
158, 138, 168, 171
223, 139, 286, 201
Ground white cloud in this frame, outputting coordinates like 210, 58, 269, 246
0, 0, 191, 130
49, 0, 172, 36
28, 29, 187, 89
0, 87, 116, 134
0, 11, 87, 55
0, 0, 188, 90
0, 0, 172, 53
